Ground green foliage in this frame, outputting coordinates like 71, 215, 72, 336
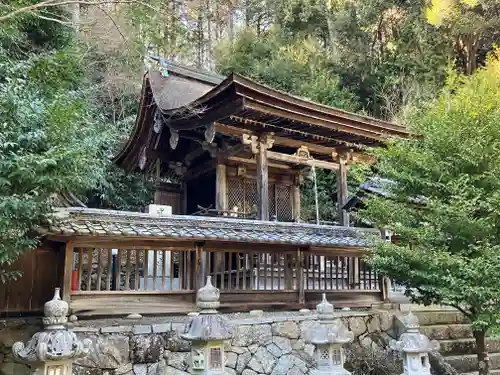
425, 0, 500, 74
215, 28, 360, 111
0, 45, 108, 280
0, 4, 156, 280
359, 53, 500, 330
0, 2, 72, 58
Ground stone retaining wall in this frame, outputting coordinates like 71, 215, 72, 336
0, 310, 395, 375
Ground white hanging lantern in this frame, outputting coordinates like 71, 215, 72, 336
12, 288, 91, 375
181, 276, 233, 375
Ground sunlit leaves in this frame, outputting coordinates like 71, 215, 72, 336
360, 53, 500, 330
426, 0, 455, 26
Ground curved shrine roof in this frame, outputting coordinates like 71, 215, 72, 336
114, 62, 409, 173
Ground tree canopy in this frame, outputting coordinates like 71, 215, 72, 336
358, 52, 500, 375
0, 3, 154, 280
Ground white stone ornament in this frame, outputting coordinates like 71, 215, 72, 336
170, 129, 179, 150
153, 109, 164, 133
12, 288, 91, 375
305, 294, 353, 375
390, 311, 440, 375
196, 276, 221, 312
182, 277, 233, 375
138, 146, 147, 170
204, 123, 216, 144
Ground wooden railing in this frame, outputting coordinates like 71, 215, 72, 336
73, 247, 196, 292
68, 244, 382, 315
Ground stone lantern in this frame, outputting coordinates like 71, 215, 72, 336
390, 311, 440, 375
181, 276, 233, 375
12, 288, 91, 375
305, 294, 354, 375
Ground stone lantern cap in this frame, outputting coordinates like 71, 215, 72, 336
12, 288, 91, 364
304, 294, 354, 345
390, 312, 440, 353
197, 276, 220, 312
181, 314, 233, 342
181, 277, 233, 342
317, 293, 334, 320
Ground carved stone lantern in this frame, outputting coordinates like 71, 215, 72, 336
12, 288, 91, 375
305, 294, 354, 375
390, 311, 440, 375
181, 276, 233, 375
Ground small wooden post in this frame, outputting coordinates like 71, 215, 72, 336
215, 163, 228, 212
297, 248, 305, 304
256, 134, 273, 221
382, 276, 391, 302
63, 241, 75, 303
284, 253, 292, 290
195, 242, 204, 290
292, 174, 301, 222
336, 153, 349, 226
182, 181, 188, 215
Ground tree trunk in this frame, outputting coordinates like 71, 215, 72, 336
228, 0, 235, 41
205, 0, 212, 69
196, 9, 204, 69
474, 329, 490, 375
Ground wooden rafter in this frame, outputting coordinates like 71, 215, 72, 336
215, 122, 337, 156
267, 151, 340, 171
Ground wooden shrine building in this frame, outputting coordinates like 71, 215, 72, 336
0, 61, 408, 317
115, 60, 408, 224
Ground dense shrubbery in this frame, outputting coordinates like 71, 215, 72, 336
345, 345, 402, 375
0, 6, 153, 280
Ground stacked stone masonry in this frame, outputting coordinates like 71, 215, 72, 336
0, 311, 395, 375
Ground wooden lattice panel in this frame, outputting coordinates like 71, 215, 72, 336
227, 178, 245, 212
275, 184, 292, 221
269, 184, 276, 219
244, 180, 257, 213
227, 177, 293, 221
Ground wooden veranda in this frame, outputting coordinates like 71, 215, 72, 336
42, 208, 386, 316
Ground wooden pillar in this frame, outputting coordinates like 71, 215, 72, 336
182, 181, 188, 215
256, 135, 272, 221
195, 242, 204, 290
62, 241, 74, 303
336, 155, 349, 226
382, 277, 391, 302
215, 163, 227, 212
297, 248, 305, 304
292, 174, 301, 222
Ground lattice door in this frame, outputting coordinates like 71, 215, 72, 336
227, 177, 292, 221
275, 184, 292, 221
268, 183, 276, 219
227, 178, 258, 216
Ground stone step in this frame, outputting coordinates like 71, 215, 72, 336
421, 324, 473, 340
444, 353, 500, 373
461, 370, 500, 375
440, 339, 500, 356
414, 310, 467, 326
400, 304, 457, 312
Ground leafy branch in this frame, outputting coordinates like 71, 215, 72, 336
0, 0, 167, 23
